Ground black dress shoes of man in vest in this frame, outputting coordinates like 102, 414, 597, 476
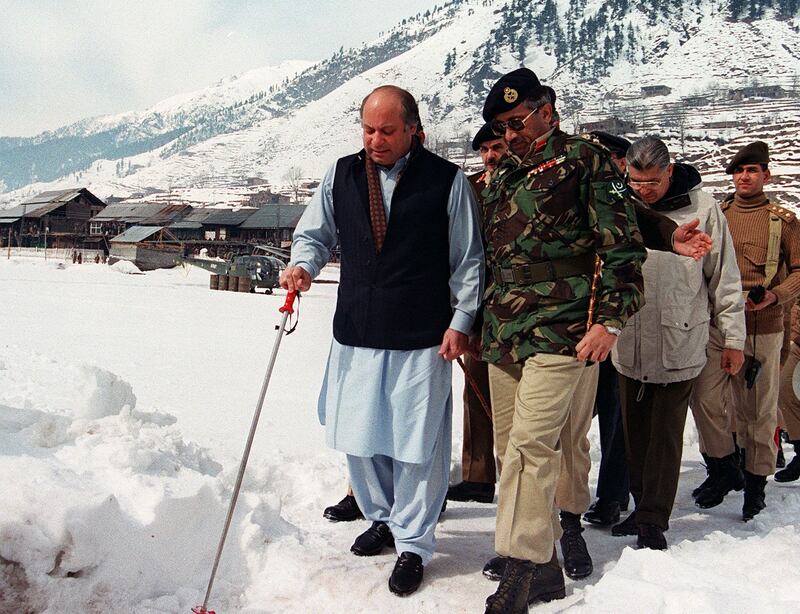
350, 521, 394, 556
323, 494, 364, 522
388, 552, 424, 596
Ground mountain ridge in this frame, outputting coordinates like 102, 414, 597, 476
1, 0, 798, 204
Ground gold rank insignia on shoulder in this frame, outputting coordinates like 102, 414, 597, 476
768, 203, 796, 222
504, 87, 518, 103
528, 155, 566, 177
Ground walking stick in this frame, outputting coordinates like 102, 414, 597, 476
192, 291, 299, 614
456, 356, 492, 422
584, 255, 603, 366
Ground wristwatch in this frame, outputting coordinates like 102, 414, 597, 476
604, 325, 622, 336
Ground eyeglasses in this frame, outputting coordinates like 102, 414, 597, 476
626, 173, 667, 189
490, 107, 540, 136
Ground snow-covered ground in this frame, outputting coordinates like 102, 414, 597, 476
1, 257, 799, 613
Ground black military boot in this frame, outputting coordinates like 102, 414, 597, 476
323, 494, 364, 522
611, 511, 637, 536
559, 512, 593, 579
484, 553, 565, 614
775, 442, 800, 482
583, 499, 621, 526
482, 556, 508, 581
777, 446, 786, 468
695, 453, 744, 509
691, 453, 714, 499
446, 481, 495, 503
742, 471, 767, 521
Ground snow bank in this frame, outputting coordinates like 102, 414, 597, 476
110, 260, 144, 275
574, 528, 800, 612
0, 346, 299, 613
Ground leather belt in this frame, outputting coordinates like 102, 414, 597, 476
491, 253, 596, 285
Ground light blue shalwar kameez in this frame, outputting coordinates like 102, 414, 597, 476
291, 152, 484, 564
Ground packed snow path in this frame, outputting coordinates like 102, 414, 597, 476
1, 257, 799, 613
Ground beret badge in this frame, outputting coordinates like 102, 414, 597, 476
503, 87, 518, 103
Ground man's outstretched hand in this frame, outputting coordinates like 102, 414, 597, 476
672, 218, 712, 261
280, 265, 312, 292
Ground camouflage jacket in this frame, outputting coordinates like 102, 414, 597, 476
480, 129, 646, 364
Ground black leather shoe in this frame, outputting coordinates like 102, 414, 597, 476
611, 512, 637, 537
482, 556, 508, 581
350, 521, 394, 556
446, 481, 495, 503
559, 512, 593, 579
323, 494, 364, 522
388, 552, 424, 596
583, 499, 621, 526
637, 523, 667, 550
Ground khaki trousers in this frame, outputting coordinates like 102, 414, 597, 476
461, 355, 496, 483
733, 331, 783, 475
779, 341, 800, 440
691, 326, 736, 458
488, 354, 589, 562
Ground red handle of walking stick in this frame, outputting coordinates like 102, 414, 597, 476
279, 290, 298, 314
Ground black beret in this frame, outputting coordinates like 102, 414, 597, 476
482, 67, 546, 121
590, 131, 631, 157
471, 123, 501, 150
543, 86, 557, 110
725, 141, 770, 174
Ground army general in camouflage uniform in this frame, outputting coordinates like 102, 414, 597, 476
479, 68, 646, 614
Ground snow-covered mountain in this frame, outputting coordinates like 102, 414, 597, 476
1, 0, 799, 206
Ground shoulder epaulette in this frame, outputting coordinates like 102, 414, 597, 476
768, 203, 796, 223
577, 132, 601, 146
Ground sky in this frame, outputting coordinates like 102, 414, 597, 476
0, 0, 438, 137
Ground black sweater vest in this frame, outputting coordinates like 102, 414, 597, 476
332, 146, 458, 350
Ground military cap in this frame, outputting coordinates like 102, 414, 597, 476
471, 123, 501, 151
590, 131, 632, 157
725, 141, 770, 174
483, 67, 552, 121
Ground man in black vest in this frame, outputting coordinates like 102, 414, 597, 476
282, 85, 484, 596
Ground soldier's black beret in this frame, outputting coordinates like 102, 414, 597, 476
590, 131, 632, 157
725, 141, 770, 174
482, 67, 552, 121
471, 123, 500, 151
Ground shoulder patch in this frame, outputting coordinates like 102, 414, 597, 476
768, 203, 796, 223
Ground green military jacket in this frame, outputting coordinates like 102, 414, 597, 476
480, 129, 647, 364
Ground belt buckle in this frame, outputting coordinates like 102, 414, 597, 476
545, 261, 557, 281
513, 265, 533, 285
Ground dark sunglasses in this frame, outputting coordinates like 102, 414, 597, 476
490, 106, 541, 137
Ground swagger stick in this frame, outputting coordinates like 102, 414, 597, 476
585, 255, 603, 333
583, 255, 603, 366
456, 356, 492, 422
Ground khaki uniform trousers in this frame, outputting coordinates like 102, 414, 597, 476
488, 354, 594, 562
733, 331, 782, 475
779, 341, 800, 440
691, 326, 737, 458
461, 355, 496, 483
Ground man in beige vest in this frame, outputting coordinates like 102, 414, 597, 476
691, 141, 800, 520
